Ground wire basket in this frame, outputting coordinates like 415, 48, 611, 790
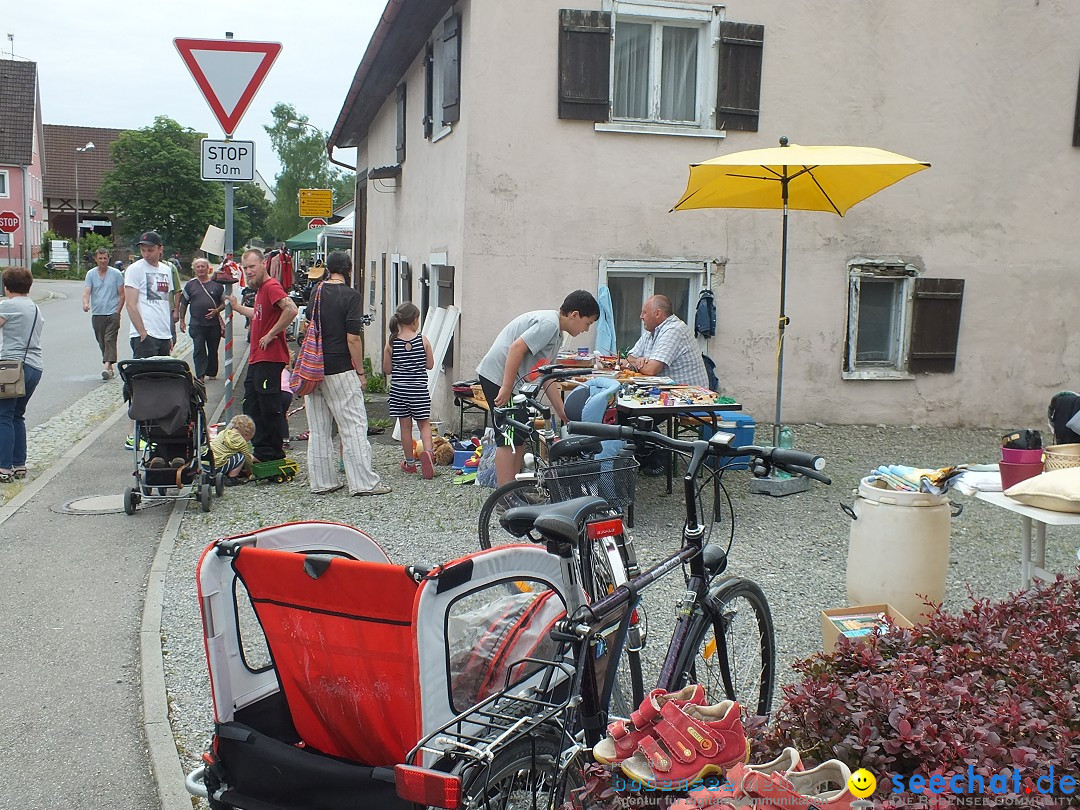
1043, 443, 1080, 472
543, 455, 639, 513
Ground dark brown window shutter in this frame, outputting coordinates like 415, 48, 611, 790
420, 264, 430, 324
1073, 64, 1080, 147
434, 264, 456, 365
909, 278, 964, 373
396, 83, 407, 162
423, 43, 434, 139
400, 260, 412, 301
442, 14, 461, 124
716, 21, 764, 132
558, 9, 611, 121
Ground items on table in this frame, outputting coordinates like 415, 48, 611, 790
868, 464, 965, 495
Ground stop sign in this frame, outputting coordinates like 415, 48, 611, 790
0, 211, 20, 233
307, 218, 327, 229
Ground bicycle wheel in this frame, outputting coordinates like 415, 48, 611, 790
673, 577, 775, 718
478, 479, 549, 548
459, 731, 564, 810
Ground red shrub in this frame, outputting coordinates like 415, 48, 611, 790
759, 575, 1080, 807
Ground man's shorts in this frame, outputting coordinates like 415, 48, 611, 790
479, 376, 527, 448
131, 336, 173, 358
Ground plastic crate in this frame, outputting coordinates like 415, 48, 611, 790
700, 411, 755, 470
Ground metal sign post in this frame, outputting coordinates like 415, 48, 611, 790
223, 179, 236, 421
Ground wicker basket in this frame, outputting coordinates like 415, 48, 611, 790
1043, 443, 1080, 472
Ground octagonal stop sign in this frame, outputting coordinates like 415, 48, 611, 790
0, 211, 20, 233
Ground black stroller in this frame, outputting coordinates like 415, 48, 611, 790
118, 358, 220, 515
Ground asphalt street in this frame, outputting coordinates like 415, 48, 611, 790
0, 411, 171, 809
25, 279, 127, 427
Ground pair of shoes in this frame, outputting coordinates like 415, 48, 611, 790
294, 430, 310, 442
594, 685, 707, 764
101, 369, 114, 380
170, 457, 186, 468
13, 467, 27, 479
353, 484, 393, 496
400, 459, 418, 473
616, 699, 749, 786
671, 758, 855, 810
312, 484, 344, 495
148, 457, 167, 468
420, 450, 435, 480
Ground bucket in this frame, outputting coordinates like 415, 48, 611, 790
843, 477, 956, 621
1000, 447, 1042, 464
999, 461, 1043, 490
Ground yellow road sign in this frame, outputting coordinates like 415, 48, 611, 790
299, 188, 333, 217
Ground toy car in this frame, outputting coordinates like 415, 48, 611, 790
251, 457, 299, 483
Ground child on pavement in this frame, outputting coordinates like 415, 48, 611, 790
476, 290, 600, 487
383, 302, 436, 478
210, 414, 256, 486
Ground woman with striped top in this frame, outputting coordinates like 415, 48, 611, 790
383, 302, 435, 478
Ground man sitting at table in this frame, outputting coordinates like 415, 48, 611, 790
619, 295, 709, 388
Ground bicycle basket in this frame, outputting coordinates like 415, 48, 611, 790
545, 454, 639, 513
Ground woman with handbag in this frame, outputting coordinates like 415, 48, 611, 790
0, 267, 44, 483
177, 257, 226, 382
297, 251, 390, 496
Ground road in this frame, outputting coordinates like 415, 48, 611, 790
19, 279, 127, 426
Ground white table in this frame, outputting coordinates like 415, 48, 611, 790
976, 491, 1080, 587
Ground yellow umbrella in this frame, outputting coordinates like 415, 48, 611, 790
672, 137, 930, 442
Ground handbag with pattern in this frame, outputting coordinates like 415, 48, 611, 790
289, 283, 324, 396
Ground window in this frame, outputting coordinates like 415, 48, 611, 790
425, 12, 460, 140
600, 259, 706, 352
0, 170, 8, 197
557, 6, 764, 133
396, 83, 407, 163
844, 261, 965, 379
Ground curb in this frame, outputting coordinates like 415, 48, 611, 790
141, 344, 250, 810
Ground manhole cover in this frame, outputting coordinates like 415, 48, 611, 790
53, 494, 169, 515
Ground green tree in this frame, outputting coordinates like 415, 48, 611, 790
232, 181, 272, 247
100, 116, 224, 255
265, 103, 353, 240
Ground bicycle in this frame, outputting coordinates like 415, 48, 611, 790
402, 421, 830, 809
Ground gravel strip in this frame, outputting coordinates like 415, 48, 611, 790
162, 417, 1080, 777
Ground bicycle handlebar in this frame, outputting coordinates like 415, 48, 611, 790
565, 421, 831, 484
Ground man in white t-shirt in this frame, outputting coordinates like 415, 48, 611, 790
124, 230, 174, 358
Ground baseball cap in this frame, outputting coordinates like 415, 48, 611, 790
137, 230, 163, 247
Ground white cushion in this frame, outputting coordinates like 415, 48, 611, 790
1005, 466, 1080, 512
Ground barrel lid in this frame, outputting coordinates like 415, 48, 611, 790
859, 476, 949, 507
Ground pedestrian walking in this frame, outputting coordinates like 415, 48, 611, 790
232, 248, 297, 463
124, 230, 174, 359
0, 267, 44, 483
177, 257, 226, 383
303, 251, 390, 496
383, 302, 435, 478
82, 247, 124, 380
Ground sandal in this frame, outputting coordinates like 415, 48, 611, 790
420, 450, 435, 480
594, 685, 706, 764
673, 759, 855, 810
0, 469, 13, 484
13, 467, 27, 479
618, 700, 748, 788
295, 430, 310, 441
401, 459, 418, 473
669, 748, 803, 809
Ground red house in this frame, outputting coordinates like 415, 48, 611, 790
0, 58, 46, 268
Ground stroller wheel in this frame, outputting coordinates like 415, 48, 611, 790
124, 487, 139, 516
200, 483, 212, 512
214, 471, 225, 497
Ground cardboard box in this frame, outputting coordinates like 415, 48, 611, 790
820, 603, 913, 649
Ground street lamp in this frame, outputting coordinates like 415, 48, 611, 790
74, 141, 95, 271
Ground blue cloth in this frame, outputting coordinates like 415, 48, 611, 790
0, 363, 42, 469
595, 284, 616, 355
84, 267, 125, 316
564, 377, 623, 459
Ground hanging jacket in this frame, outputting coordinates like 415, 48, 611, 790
595, 284, 617, 355
695, 289, 716, 338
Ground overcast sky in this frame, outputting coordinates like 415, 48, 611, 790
9, 1, 384, 185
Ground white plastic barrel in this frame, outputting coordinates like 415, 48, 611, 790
845, 477, 952, 621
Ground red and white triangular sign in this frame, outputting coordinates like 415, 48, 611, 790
174, 38, 282, 136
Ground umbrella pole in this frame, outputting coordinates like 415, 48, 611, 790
774, 177, 790, 447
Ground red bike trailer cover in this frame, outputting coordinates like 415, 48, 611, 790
232, 546, 421, 766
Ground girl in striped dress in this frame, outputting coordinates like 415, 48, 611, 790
383, 302, 436, 478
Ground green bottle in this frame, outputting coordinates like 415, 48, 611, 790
776, 425, 794, 479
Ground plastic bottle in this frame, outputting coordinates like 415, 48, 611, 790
775, 425, 794, 479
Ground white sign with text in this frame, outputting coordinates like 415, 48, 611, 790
201, 139, 255, 182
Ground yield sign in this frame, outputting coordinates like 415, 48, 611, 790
174, 38, 282, 136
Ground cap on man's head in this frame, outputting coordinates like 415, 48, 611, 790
137, 230, 163, 247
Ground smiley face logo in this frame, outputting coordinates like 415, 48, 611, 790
848, 768, 877, 798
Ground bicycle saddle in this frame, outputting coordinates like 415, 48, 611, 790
546, 435, 603, 463
501, 496, 609, 546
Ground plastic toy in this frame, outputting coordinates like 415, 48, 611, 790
251, 457, 300, 484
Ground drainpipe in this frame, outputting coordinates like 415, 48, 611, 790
21, 166, 31, 269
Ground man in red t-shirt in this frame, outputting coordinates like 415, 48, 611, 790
232, 248, 298, 461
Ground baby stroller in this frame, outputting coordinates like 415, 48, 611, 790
118, 358, 219, 515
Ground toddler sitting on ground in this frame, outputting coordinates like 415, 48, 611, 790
210, 415, 256, 486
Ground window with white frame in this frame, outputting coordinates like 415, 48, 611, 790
601, 259, 706, 352
0, 171, 8, 197
844, 260, 965, 379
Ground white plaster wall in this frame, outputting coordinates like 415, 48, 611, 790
362, 0, 1080, 427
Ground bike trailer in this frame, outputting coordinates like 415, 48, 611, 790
188, 520, 572, 810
